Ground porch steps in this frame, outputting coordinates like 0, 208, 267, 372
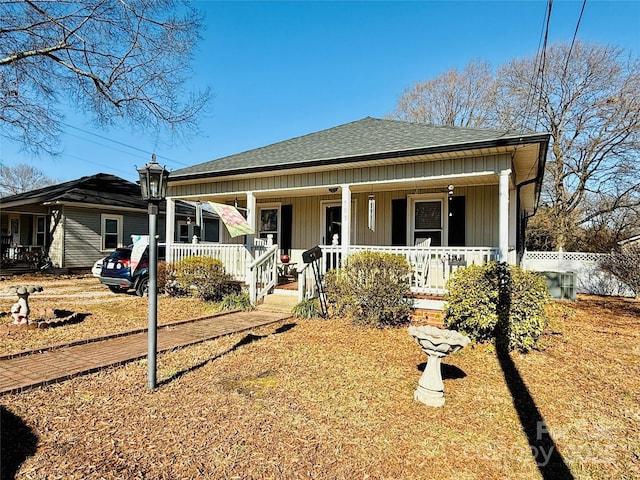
256, 290, 299, 315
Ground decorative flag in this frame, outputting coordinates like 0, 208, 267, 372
130, 235, 149, 273
208, 202, 254, 237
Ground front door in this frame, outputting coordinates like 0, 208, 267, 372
325, 206, 341, 245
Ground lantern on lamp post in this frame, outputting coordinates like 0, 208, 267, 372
137, 153, 169, 389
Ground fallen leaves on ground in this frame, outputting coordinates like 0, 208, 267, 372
0, 275, 221, 354
0, 275, 638, 479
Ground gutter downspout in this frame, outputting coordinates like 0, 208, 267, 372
515, 139, 549, 263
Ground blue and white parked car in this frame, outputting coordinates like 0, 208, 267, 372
98, 244, 165, 296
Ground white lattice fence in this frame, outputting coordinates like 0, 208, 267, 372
522, 251, 634, 297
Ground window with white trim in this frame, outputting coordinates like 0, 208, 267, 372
411, 197, 444, 246
35, 216, 46, 246
258, 205, 280, 244
101, 214, 123, 250
177, 222, 191, 243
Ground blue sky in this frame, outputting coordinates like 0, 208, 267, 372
2, 0, 639, 184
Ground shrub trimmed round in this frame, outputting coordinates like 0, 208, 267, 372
324, 250, 411, 327
168, 256, 232, 302
443, 262, 550, 352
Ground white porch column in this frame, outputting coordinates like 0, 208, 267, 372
245, 192, 256, 283
509, 188, 517, 264
498, 170, 511, 263
165, 197, 176, 262
194, 201, 202, 242
245, 192, 256, 247
341, 184, 351, 259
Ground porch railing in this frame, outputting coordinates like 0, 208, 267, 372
298, 245, 500, 299
167, 242, 499, 300
248, 244, 279, 304
167, 239, 268, 281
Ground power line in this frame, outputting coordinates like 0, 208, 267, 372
533, 0, 553, 130
60, 122, 191, 168
522, 0, 553, 129
53, 152, 139, 179
63, 131, 155, 165
562, 0, 587, 81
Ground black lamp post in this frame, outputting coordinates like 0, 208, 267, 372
137, 153, 169, 389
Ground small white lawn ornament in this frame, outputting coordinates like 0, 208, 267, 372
5, 285, 43, 325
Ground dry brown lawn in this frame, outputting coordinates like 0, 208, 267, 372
1, 274, 638, 479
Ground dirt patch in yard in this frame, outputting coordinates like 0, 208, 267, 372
0, 274, 222, 353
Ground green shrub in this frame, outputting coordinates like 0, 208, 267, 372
219, 292, 253, 312
163, 262, 188, 297
291, 298, 322, 319
443, 262, 550, 352
168, 256, 231, 301
324, 250, 411, 327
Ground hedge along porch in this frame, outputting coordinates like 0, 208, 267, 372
163, 117, 550, 302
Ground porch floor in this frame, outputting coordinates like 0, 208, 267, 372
276, 279, 298, 290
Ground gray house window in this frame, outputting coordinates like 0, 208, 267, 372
35, 216, 46, 246
178, 223, 191, 243
101, 214, 123, 250
203, 218, 220, 242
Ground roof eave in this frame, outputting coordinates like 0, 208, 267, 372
168, 134, 551, 183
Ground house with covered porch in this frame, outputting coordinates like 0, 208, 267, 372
164, 117, 550, 303
0, 173, 218, 272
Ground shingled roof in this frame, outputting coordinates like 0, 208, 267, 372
169, 117, 548, 181
0, 173, 196, 215
0, 173, 147, 209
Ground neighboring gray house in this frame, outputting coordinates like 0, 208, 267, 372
0, 173, 219, 270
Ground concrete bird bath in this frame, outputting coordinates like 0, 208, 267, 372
408, 325, 470, 407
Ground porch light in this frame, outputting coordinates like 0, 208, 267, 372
137, 153, 169, 390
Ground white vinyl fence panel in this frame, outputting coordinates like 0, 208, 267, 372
522, 251, 634, 297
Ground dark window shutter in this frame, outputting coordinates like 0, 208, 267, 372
281, 204, 292, 253
448, 196, 465, 246
391, 198, 407, 246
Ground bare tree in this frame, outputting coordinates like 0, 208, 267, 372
599, 242, 640, 297
389, 42, 640, 250
388, 60, 497, 128
0, 163, 56, 196
0, 0, 210, 154
496, 41, 640, 249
